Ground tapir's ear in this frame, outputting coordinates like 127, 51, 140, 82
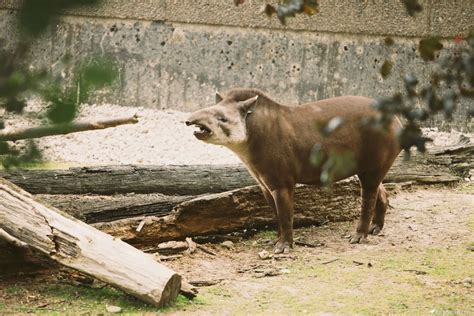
239, 95, 258, 113
215, 91, 224, 103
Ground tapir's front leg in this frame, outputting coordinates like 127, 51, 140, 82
272, 187, 295, 254
259, 186, 281, 244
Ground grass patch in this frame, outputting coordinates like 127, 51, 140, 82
253, 229, 277, 240
0, 282, 200, 314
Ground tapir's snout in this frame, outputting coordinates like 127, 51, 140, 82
186, 110, 213, 141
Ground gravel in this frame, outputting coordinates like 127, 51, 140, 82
1, 101, 472, 166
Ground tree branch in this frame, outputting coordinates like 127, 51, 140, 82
0, 115, 139, 142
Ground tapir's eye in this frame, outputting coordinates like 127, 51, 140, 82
218, 117, 228, 123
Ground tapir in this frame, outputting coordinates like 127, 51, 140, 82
186, 88, 402, 253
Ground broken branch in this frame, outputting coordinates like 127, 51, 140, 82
0, 115, 138, 142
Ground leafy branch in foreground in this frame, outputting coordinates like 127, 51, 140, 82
0, 0, 119, 169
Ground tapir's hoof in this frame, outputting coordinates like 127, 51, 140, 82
369, 224, 382, 235
274, 240, 292, 254
349, 233, 368, 244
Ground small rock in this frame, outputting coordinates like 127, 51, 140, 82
280, 268, 291, 274
221, 241, 234, 249
462, 277, 472, 287
258, 250, 270, 260
106, 305, 122, 313
467, 245, 474, 252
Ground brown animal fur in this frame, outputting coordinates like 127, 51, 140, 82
186, 89, 402, 253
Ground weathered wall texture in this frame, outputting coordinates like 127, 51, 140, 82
0, 0, 473, 130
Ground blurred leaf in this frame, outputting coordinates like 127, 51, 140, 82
311, 147, 355, 186
81, 56, 118, 88
310, 143, 325, 167
46, 96, 78, 124
0, 141, 14, 155
380, 60, 393, 79
468, 105, 474, 117
442, 92, 456, 119
303, 0, 319, 15
425, 88, 443, 112
384, 37, 395, 46
397, 124, 432, 154
1, 141, 42, 169
401, 0, 422, 16
18, 0, 101, 36
320, 117, 344, 136
404, 74, 418, 98
419, 37, 443, 61
5, 98, 26, 113
262, 4, 277, 17
262, 0, 319, 25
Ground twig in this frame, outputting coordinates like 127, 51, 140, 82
322, 258, 339, 265
0, 115, 139, 142
403, 269, 427, 275
196, 243, 217, 256
37, 300, 67, 308
295, 240, 324, 248
189, 279, 223, 287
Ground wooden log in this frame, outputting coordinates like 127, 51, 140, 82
2, 141, 470, 195
0, 115, 139, 142
92, 179, 362, 247
36, 193, 193, 223
0, 178, 181, 307
0, 164, 256, 195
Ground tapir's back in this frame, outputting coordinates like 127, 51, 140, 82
255, 95, 402, 185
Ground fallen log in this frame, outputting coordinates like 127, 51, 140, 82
2, 141, 470, 195
91, 179, 362, 247
0, 164, 255, 195
36, 193, 193, 223
0, 115, 139, 142
0, 178, 181, 307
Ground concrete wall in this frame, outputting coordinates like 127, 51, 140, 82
0, 0, 472, 130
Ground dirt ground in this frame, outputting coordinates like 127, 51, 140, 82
1, 184, 473, 315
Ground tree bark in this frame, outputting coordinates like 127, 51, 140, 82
36, 193, 193, 224
91, 179, 362, 247
0, 164, 255, 195
0, 115, 138, 142
0, 178, 181, 307
2, 142, 470, 195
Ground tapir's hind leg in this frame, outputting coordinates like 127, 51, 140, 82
350, 172, 386, 244
369, 184, 388, 235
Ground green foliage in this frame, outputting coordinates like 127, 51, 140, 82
380, 60, 393, 79
0, 0, 118, 169
419, 37, 444, 61
310, 144, 356, 185
78, 55, 119, 104
263, 0, 319, 25
401, 0, 423, 16
18, 0, 100, 37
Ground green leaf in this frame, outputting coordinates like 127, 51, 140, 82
321, 117, 344, 136
401, 0, 423, 16
5, 98, 26, 113
380, 60, 393, 79
419, 37, 443, 61
81, 56, 118, 88
384, 37, 395, 46
46, 96, 78, 124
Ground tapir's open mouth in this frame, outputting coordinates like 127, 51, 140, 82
192, 124, 213, 140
